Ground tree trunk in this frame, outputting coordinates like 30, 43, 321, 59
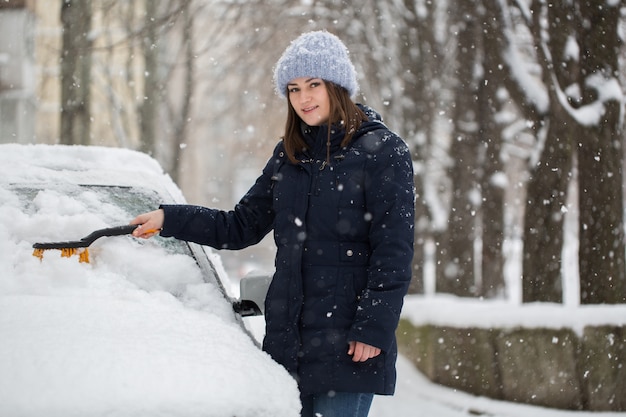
60, 0, 92, 145
169, 2, 194, 183
478, 0, 506, 298
437, 0, 479, 297
523, 122, 573, 303
522, 2, 577, 303
401, 0, 439, 294
577, 1, 625, 304
139, 0, 159, 155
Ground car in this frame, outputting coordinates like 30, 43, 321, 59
0, 143, 300, 417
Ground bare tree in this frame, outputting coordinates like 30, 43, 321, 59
93, 0, 201, 179
521, 1, 577, 303
477, 0, 579, 303
514, 0, 625, 304
60, 0, 92, 145
478, 0, 507, 298
436, 0, 481, 297
396, 0, 441, 294
167, 1, 194, 179
138, 0, 160, 155
576, 1, 625, 304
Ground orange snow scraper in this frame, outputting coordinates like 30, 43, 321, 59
32, 224, 158, 263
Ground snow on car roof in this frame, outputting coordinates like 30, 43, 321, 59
0, 144, 300, 417
0, 143, 186, 200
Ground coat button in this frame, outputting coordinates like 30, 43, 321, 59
346, 249, 354, 257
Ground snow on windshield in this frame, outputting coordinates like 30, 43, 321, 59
0, 144, 300, 417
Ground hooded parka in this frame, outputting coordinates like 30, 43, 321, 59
159, 105, 415, 396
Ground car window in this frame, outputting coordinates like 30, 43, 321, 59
9, 183, 191, 257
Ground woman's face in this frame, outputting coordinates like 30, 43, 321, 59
287, 77, 330, 126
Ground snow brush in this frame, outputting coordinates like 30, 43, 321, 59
32, 224, 158, 263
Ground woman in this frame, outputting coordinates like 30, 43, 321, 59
131, 30, 415, 417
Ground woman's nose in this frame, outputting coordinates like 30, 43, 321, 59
300, 89, 311, 103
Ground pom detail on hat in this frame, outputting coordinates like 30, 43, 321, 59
273, 30, 358, 98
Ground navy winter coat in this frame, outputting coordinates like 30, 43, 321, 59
159, 105, 415, 396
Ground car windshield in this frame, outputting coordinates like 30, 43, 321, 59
10, 183, 191, 256
1, 181, 212, 301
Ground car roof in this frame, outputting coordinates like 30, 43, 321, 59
0, 143, 185, 201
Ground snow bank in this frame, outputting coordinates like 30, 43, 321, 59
402, 294, 626, 336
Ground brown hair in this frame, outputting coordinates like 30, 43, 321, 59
281, 81, 367, 164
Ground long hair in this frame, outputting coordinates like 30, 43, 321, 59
281, 81, 367, 164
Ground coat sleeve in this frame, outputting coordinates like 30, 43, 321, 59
347, 131, 415, 352
158, 144, 282, 250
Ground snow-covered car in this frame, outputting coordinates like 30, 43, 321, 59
0, 143, 300, 417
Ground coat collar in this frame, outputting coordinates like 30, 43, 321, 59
299, 122, 345, 160
297, 104, 389, 161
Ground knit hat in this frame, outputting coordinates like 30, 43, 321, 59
273, 30, 359, 98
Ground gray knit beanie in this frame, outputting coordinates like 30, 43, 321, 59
273, 30, 359, 98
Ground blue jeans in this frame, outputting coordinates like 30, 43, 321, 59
300, 391, 374, 417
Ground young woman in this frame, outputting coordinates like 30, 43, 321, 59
131, 30, 415, 417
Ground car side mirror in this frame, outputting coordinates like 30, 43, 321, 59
233, 274, 272, 317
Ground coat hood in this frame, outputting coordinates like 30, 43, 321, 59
357, 103, 388, 135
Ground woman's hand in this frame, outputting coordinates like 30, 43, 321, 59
347, 341, 381, 362
130, 209, 165, 238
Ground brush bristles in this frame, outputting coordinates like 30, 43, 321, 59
32, 248, 90, 263
79, 249, 90, 263
60, 248, 77, 258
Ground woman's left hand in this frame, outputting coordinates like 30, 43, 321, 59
347, 341, 381, 362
